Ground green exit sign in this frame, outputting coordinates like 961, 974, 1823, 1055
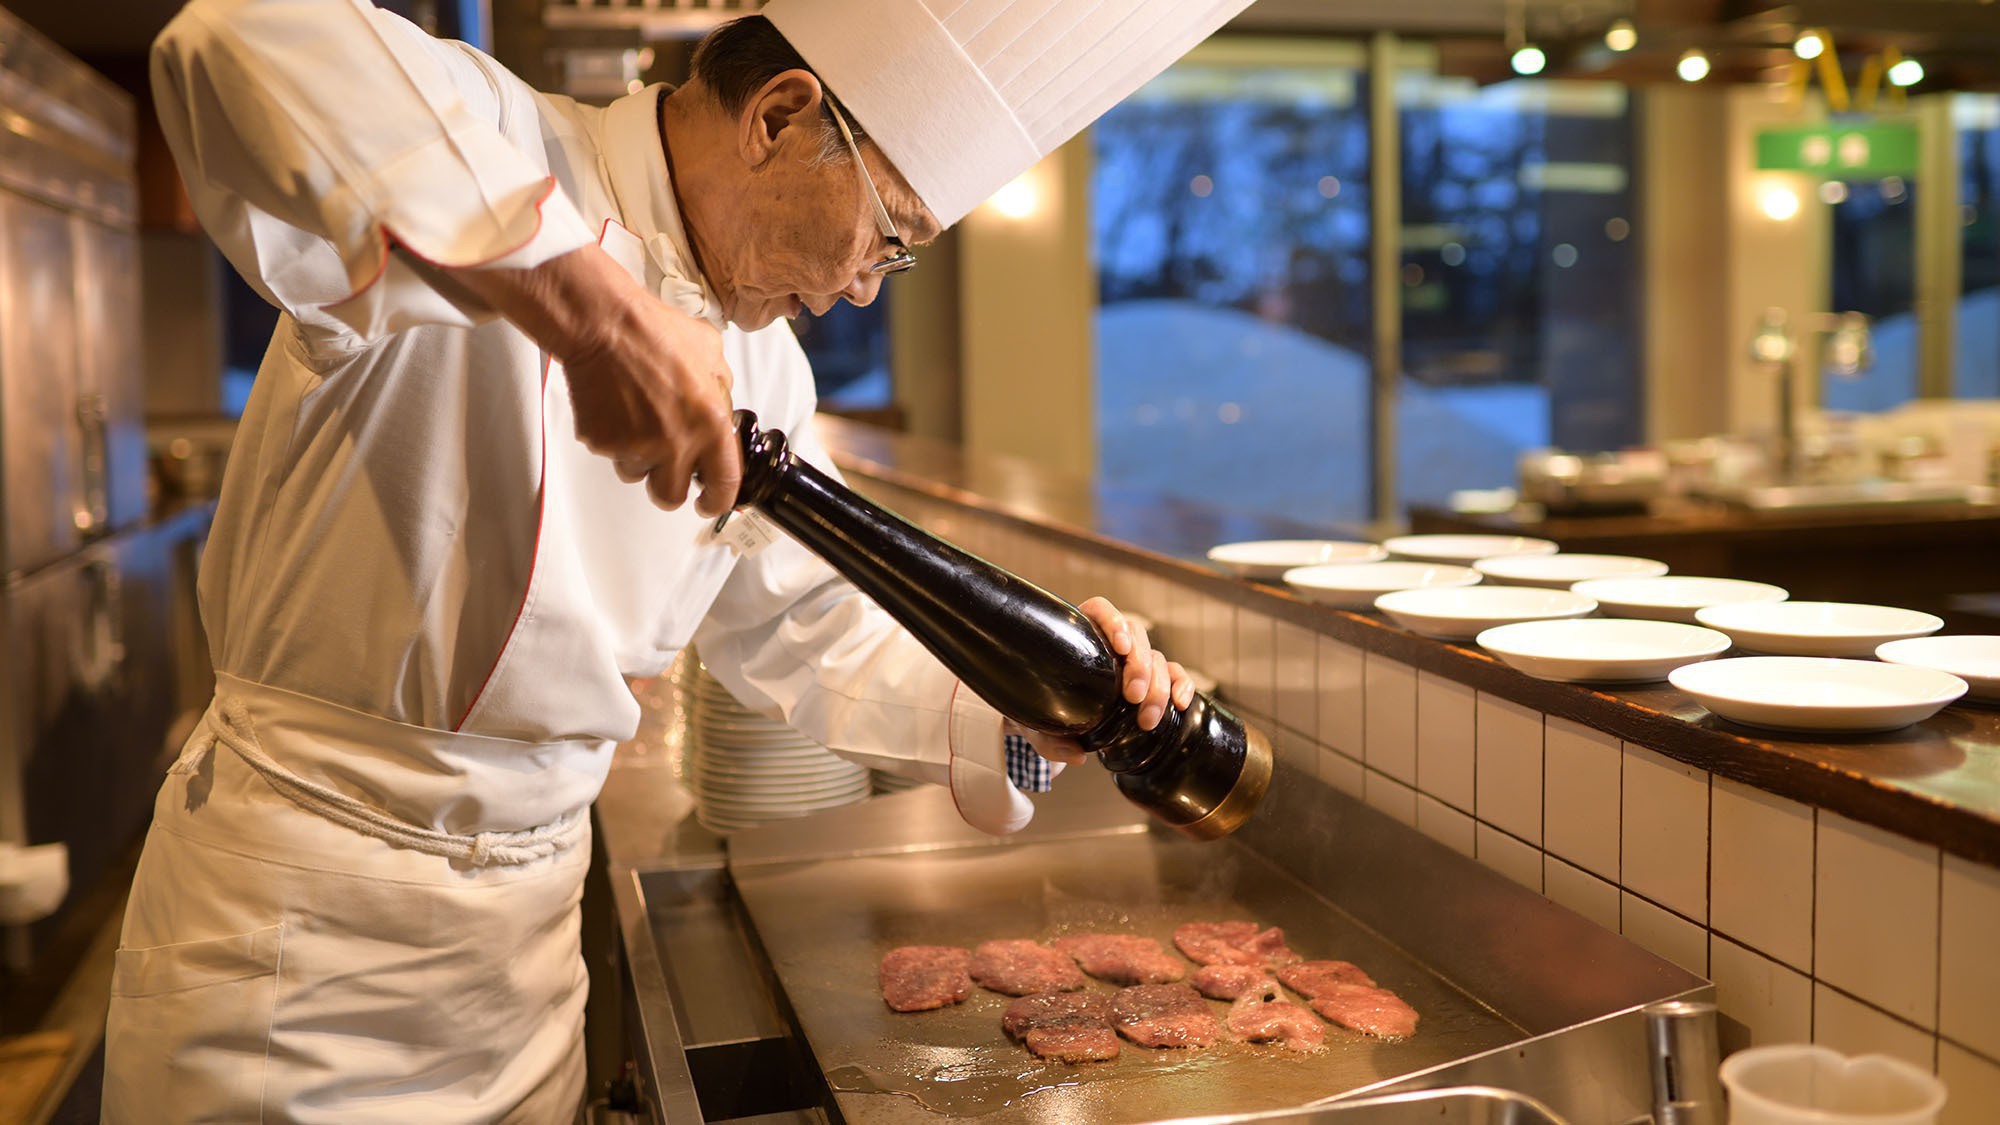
1756, 122, 1919, 176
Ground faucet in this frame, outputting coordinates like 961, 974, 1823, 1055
1751, 308, 1872, 483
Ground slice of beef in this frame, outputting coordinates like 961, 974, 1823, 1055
1052, 934, 1186, 985
1110, 983, 1222, 1048
1191, 964, 1277, 1001
1275, 959, 1377, 998
1002, 991, 1120, 1063
879, 945, 974, 1012
1309, 981, 1420, 1039
971, 939, 1087, 996
1172, 921, 1300, 966
1225, 983, 1326, 1052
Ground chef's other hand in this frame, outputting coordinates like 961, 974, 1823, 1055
454, 243, 742, 517
1029, 597, 1194, 769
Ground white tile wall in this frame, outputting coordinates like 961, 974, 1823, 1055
1272, 620, 1318, 739
858, 503, 2000, 1119
1316, 634, 1366, 758
1475, 694, 1543, 844
1365, 771, 1418, 829
1202, 597, 1237, 697
1711, 777, 1815, 973
1621, 891, 1707, 977
1364, 656, 1419, 786
1235, 610, 1276, 718
1545, 855, 1620, 932
1477, 822, 1543, 893
1543, 717, 1621, 881
1415, 672, 1476, 813
1814, 984, 1935, 1070
1622, 744, 1709, 923
1709, 934, 1811, 1055
1940, 1041, 2000, 1125
1940, 854, 2000, 1063
1416, 793, 1476, 859
1816, 811, 1940, 1028
1320, 748, 1365, 800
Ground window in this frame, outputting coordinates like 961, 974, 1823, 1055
1091, 47, 1640, 527
1960, 94, 1999, 399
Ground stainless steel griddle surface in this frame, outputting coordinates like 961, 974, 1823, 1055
730, 831, 1525, 1125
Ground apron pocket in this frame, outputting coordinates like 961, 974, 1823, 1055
105, 923, 283, 1124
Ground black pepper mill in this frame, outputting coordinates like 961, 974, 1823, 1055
725, 411, 1271, 839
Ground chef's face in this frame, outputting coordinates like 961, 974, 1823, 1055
708, 74, 939, 330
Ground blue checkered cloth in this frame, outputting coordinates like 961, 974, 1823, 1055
1004, 733, 1054, 792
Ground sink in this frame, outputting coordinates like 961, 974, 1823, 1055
1694, 480, 1977, 511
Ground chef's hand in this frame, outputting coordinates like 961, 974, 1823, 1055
453, 243, 742, 517
1025, 597, 1195, 768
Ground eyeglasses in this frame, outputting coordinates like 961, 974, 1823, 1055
824, 97, 916, 275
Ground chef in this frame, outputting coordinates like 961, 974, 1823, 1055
110, 0, 1255, 1120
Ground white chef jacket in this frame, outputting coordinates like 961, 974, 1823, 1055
149, 0, 1043, 835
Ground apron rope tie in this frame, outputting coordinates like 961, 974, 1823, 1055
208, 700, 585, 867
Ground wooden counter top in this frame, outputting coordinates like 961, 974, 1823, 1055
818, 416, 2000, 866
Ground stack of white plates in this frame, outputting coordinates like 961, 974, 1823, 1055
1207, 539, 1387, 579
686, 663, 872, 833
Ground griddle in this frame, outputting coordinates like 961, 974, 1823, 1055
727, 785, 1526, 1124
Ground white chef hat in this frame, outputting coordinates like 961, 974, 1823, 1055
762, 0, 1254, 228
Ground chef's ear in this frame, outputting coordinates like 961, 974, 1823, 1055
738, 69, 824, 169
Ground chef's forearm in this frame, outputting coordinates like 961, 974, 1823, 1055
454, 244, 654, 369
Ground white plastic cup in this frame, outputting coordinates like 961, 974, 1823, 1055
1721, 1045, 1946, 1125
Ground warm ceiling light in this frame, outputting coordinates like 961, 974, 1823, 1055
1511, 44, 1547, 76
1605, 19, 1637, 52
1677, 48, 1711, 82
1794, 31, 1825, 60
1761, 185, 1801, 221
1888, 58, 1925, 87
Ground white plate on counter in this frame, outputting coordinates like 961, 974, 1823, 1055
1572, 576, 1789, 624
1875, 636, 2000, 703
1473, 553, 1669, 589
1373, 586, 1597, 641
1476, 619, 1731, 683
1694, 601, 1944, 658
1282, 561, 1480, 609
1382, 534, 1557, 565
1207, 539, 1387, 579
1668, 656, 1967, 733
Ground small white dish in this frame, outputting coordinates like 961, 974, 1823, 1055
1695, 601, 1945, 658
1875, 636, 2000, 703
1474, 553, 1669, 589
1476, 618, 1732, 684
1382, 534, 1557, 565
1572, 576, 1789, 624
1669, 656, 1967, 734
1207, 539, 1387, 579
1373, 586, 1596, 641
1282, 561, 1481, 609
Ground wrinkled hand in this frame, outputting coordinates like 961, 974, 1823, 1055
456, 243, 742, 517
1026, 596, 1195, 768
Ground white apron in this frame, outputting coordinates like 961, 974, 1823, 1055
104, 677, 597, 1124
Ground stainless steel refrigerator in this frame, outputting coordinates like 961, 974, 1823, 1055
0, 8, 209, 973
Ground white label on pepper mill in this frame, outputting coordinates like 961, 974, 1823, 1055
709, 509, 782, 557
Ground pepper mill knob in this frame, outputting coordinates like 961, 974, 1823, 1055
728, 411, 1271, 839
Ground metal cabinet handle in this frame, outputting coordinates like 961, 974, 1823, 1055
79, 556, 125, 694
73, 393, 109, 537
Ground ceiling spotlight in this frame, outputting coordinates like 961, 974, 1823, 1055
1605, 18, 1637, 52
1511, 44, 1547, 76
1794, 31, 1825, 60
1677, 48, 1711, 82
1888, 58, 1925, 87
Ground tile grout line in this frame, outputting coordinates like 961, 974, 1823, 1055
1809, 806, 1819, 1042
1933, 849, 1943, 1072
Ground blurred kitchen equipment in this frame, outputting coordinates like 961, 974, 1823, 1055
1719, 1045, 1945, 1125
148, 415, 239, 501
1752, 308, 1873, 486
1644, 1000, 1724, 1125
1517, 448, 1668, 514
727, 411, 1269, 839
